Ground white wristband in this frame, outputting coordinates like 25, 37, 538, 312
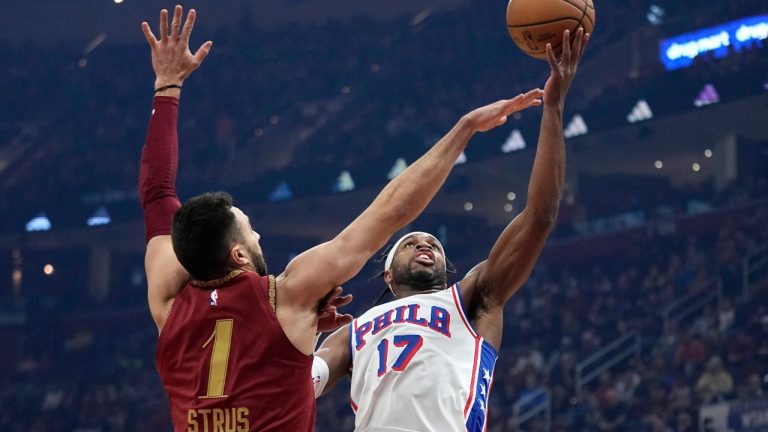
311, 356, 330, 398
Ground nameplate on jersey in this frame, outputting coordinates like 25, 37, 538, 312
355, 304, 451, 351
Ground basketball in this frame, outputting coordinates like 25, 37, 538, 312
506, 0, 595, 60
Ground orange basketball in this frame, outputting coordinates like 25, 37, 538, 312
506, 0, 595, 60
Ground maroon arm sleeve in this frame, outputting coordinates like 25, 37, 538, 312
139, 96, 182, 243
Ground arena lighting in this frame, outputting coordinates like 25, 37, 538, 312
501, 129, 526, 153
25, 213, 51, 232
660, 14, 768, 71
564, 114, 588, 138
694, 84, 720, 107
332, 170, 355, 193
84, 34, 107, 56
410, 8, 433, 27
387, 158, 408, 180
646, 5, 665, 25
86, 206, 111, 227
455, 152, 467, 165
627, 99, 654, 123
268, 180, 293, 202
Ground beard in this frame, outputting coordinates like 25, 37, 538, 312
246, 245, 269, 276
390, 260, 447, 291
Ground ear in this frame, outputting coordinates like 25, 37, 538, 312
229, 244, 250, 267
383, 270, 397, 295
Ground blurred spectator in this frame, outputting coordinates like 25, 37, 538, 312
596, 390, 627, 431
695, 356, 734, 403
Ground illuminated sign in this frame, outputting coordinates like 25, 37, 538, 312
660, 14, 768, 70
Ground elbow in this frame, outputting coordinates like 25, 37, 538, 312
391, 200, 413, 226
526, 206, 559, 230
380, 186, 414, 226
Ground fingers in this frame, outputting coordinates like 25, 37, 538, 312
325, 286, 343, 299
182, 9, 197, 43
505, 88, 543, 113
522, 88, 544, 101
562, 29, 571, 65
327, 294, 353, 308
333, 294, 353, 307
336, 314, 353, 325
141, 22, 157, 49
571, 27, 584, 63
545, 43, 558, 73
171, 5, 183, 38
193, 41, 213, 65
159, 8, 169, 42
578, 32, 591, 63
526, 99, 543, 107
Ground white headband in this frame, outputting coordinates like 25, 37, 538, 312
383, 231, 445, 272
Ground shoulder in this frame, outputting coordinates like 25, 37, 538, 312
456, 274, 498, 323
229, 271, 271, 289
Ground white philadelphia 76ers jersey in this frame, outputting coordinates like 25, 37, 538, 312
349, 283, 498, 432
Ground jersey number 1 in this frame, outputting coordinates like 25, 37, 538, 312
376, 334, 423, 377
200, 319, 234, 399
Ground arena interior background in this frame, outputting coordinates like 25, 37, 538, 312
0, 0, 767, 430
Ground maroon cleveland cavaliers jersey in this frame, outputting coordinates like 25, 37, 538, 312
156, 271, 315, 432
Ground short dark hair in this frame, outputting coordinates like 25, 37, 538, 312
171, 192, 240, 281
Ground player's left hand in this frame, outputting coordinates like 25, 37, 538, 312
141, 5, 212, 88
317, 286, 353, 333
544, 27, 590, 107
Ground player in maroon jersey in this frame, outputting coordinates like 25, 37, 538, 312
139, 5, 543, 432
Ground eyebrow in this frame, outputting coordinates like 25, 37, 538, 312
402, 236, 439, 247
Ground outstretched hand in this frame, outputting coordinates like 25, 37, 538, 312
141, 5, 212, 88
463, 88, 544, 133
544, 28, 590, 107
317, 286, 354, 333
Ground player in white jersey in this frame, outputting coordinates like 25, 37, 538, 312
313, 29, 589, 431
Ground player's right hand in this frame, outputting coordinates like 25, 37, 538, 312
141, 5, 213, 88
462, 88, 544, 133
317, 287, 353, 333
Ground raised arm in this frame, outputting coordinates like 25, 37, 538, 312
140, 5, 212, 331
463, 29, 589, 319
276, 90, 544, 309
313, 324, 353, 397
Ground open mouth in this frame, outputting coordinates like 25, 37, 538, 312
414, 251, 435, 266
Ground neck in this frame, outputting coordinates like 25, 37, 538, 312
392, 283, 447, 299
191, 268, 250, 288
